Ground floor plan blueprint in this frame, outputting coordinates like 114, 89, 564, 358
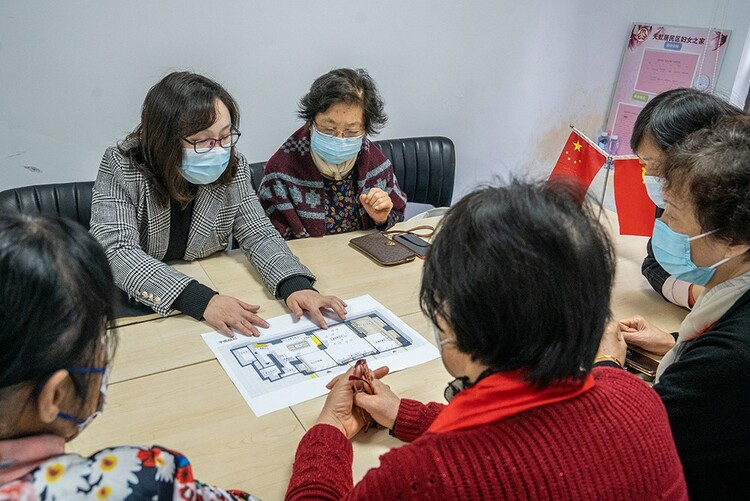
231, 313, 412, 382
202, 295, 440, 416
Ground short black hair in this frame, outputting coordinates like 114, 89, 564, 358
662, 115, 750, 257
630, 87, 742, 153
420, 180, 615, 388
0, 213, 116, 417
298, 68, 387, 135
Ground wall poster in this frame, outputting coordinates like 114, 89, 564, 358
606, 23, 730, 155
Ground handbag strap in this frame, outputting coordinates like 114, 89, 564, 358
382, 224, 435, 239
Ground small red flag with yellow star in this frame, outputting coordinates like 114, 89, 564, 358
548, 130, 605, 197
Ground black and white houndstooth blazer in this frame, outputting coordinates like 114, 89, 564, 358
90, 146, 315, 316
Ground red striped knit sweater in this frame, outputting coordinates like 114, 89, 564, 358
286, 367, 687, 500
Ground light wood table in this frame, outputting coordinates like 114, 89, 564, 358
112, 260, 217, 329
68, 361, 304, 500
200, 218, 435, 319
109, 261, 219, 384
69, 212, 688, 500
108, 218, 437, 384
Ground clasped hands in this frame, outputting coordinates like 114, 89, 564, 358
315, 360, 402, 439
596, 315, 677, 366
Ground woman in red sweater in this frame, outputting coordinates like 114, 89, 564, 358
286, 181, 687, 500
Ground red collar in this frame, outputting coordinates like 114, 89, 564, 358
427, 370, 595, 434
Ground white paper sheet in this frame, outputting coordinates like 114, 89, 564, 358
202, 295, 440, 416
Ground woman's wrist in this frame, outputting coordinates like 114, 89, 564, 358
373, 213, 390, 226
315, 412, 346, 436
593, 353, 623, 368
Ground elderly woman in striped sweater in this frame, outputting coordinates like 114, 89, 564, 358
259, 68, 407, 239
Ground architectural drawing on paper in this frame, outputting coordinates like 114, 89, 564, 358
229, 312, 412, 383
203, 295, 441, 416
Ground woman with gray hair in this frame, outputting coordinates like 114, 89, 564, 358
598, 115, 750, 499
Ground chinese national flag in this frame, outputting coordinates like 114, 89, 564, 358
613, 158, 656, 236
548, 130, 605, 200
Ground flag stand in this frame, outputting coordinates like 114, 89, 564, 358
553, 125, 654, 237
567, 125, 614, 222
597, 157, 613, 222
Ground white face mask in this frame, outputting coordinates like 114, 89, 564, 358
433, 325, 453, 353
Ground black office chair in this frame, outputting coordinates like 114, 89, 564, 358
374, 136, 455, 207
247, 136, 455, 205
249, 161, 265, 193
0, 181, 95, 230
0, 181, 157, 319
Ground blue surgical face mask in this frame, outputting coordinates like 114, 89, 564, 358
644, 176, 666, 209
181, 147, 231, 185
310, 125, 363, 164
652, 219, 730, 286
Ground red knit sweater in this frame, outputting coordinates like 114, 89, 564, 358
286, 367, 687, 500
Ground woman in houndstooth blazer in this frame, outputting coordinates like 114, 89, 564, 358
90, 72, 347, 337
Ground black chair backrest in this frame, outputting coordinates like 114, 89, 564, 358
249, 136, 455, 206
0, 181, 95, 230
373, 136, 454, 207
0, 136, 454, 233
249, 161, 265, 193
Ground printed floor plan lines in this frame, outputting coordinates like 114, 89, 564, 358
203, 295, 440, 416
230, 313, 412, 382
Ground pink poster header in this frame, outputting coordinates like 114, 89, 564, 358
605, 23, 730, 155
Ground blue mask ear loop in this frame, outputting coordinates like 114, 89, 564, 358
56, 412, 86, 424
56, 367, 107, 430
33, 368, 107, 423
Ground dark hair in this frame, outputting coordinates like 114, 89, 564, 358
630, 87, 743, 153
0, 213, 116, 420
662, 115, 750, 257
120, 71, 241, 207
420, 180, 615, 388
298, 68, 387, 135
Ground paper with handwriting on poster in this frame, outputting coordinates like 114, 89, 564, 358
202, 295, 440, 416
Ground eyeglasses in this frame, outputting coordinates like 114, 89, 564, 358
313, 122, 365, 139
183, 126, 241, 154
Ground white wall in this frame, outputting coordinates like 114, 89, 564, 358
731, 24, 750, 109
1, 1, 749, 200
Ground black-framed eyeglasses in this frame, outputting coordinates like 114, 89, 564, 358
183, 126, 241, 154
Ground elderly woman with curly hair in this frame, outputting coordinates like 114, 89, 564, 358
259, 68, 407, 239
598, 115, 750, 499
